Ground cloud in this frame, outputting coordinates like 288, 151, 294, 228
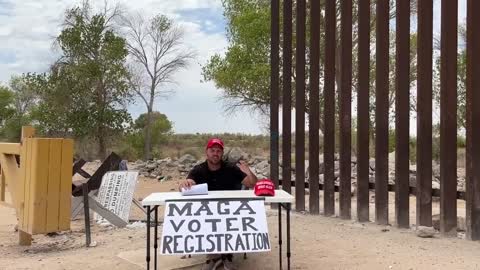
0, 0, 69, 81
177, 8, 226, 34
0, 0, 264, 134
126, 5, 265, 134
0, 0, 471, 136
0, 0, 225, 82
0, 0, 14, 16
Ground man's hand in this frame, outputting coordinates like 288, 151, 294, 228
238, 160, 258, 188
237, 160, 253, 175
178, 179, 196, 191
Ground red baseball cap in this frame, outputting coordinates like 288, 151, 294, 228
254, 179, 275, 196
206, 138, 224, 150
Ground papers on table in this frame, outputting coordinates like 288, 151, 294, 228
181, 183, 208, 196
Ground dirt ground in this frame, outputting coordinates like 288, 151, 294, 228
2, 177, 480, 270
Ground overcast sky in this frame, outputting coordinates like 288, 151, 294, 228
0, 0, 467, 135
0, 0, 266, 135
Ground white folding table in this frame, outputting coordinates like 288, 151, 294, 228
142, 190, 294, 270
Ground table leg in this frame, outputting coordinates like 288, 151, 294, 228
278, 203, 283, 270
287, 203, 291, 270
146, 206, 151, 270
154, 206, 158, 270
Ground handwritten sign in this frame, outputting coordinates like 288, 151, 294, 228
161, 199, 270, 255
94, 171, 138, 223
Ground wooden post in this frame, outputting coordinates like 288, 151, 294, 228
0, 167, 5, 202
0, 154, 20, 210
21, 126, 35, 141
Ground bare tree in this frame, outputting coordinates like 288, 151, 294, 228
121, 13, 195, 160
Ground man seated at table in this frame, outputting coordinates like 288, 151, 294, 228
178, 138, 258, 270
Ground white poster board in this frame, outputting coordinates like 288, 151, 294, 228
94, 171, 139, 223
160, 199, 270, 255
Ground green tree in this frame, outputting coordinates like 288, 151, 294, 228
134, 112, 173, 135
0, 75, 39, 141
125, 112, 173, 159
433, 24, 467, 130
202, 0, 271, 115
33, 1, 132, 159
29, 71, 77, 137
0, 86, 15, 139
8, 75, 38, 117
203, 0, 418, 130
0, 86, 14, 125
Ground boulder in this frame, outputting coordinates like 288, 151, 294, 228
388, 151, 396, 167
319, 162, 325, 174
388, 176, 395, 185
458, 177, 466, 192
369, 158, 376, 171
256, 160, 270, 171
432, 215, 466, 231
416, 226, 436, 238
409, 165, 417, 174
255, 162, 270, 178
166, 160, 178, 167
152, 167, 162, 175
433, 164, 441, 178
432, 180, 440, 190
156, 157, 172, 165
409, 175, 416, 187
178, 154, 197, 165
131, 162, 146, 170
145, 163, 157, 171
224, 147, 250, 163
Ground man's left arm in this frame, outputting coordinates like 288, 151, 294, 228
237, 160, 258, 188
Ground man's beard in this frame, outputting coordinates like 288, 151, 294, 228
208, 156, 221, 164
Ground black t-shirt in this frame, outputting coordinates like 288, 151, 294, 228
187, 160, 247, 191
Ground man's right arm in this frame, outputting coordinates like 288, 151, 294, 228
179, 179, 196, 191
178, 166, 199, 191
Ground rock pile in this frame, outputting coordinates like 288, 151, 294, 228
303, 151, 466, 192
129, 147, 272, 181
89, 148, 466, 192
